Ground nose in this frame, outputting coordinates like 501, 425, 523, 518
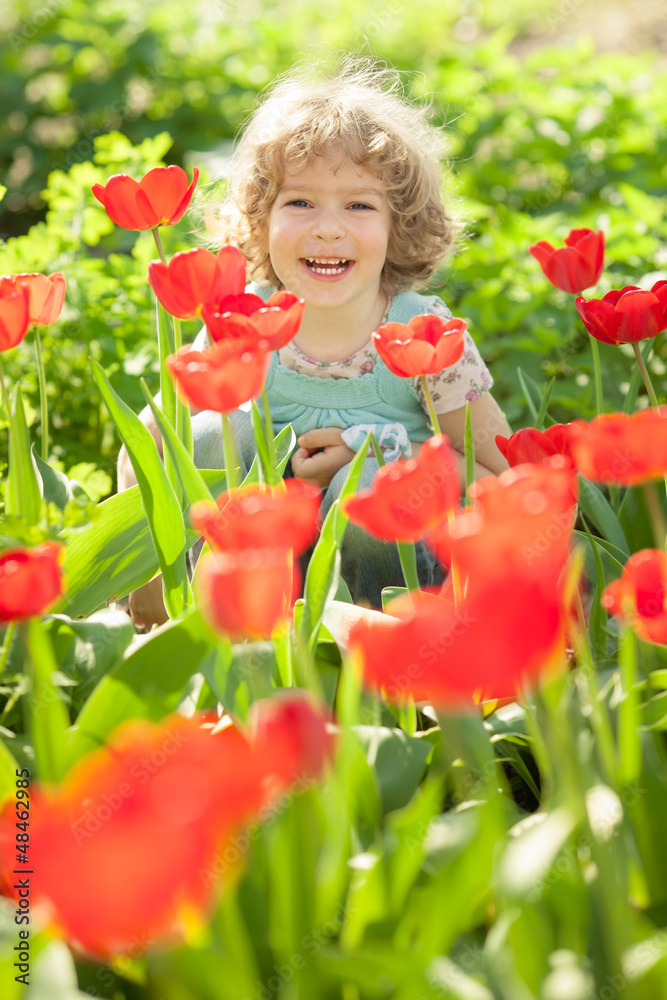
311, 206, 345, 241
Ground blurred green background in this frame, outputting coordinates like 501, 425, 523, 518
1, 0, 666, 496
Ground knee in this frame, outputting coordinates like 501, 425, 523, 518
324, 456, 380, 510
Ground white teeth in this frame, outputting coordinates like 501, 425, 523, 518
305, 258, 349, 265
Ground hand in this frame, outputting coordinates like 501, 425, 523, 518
291, 427, 357, 488
128, 575, 169, 631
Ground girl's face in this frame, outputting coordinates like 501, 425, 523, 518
266, 153, 392, 314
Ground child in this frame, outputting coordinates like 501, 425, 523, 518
118, 56, 511, 628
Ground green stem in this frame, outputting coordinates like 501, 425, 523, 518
0, 622, 16, 678
0, 359, 26, 510
589, 335, 604, 415
172, 315, 193, 459
0, 358, 16, 442
33, 326, 49, 461
152, 226, 168, 265
464, 400, 475, 505
642, 481, 667, 550
396, 540, 420, 592
573, 586, 617, 784
261, 385, 278, 486
420, 375, 440, 436
632, 341, 660, 410
221, 412, 240, 492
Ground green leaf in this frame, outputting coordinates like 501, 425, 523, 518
141, 380, 215, 507
300, 433, 371, 651
535, 376, 555, 431
579, 514, 607, 661
498, 807, 578, 900
91, 359, 190, 619
0, 740, 19, 807
251, 399, 272, 484
353, 725, 431, 814
26, 618, 71, 784
45, 609, 135, 704
59, 470, 228, 619
66, 609, 218, 768
577, 476, 629, 556
33, 448, 74, 510
464, 399, 476, 503
516, 367, 540, 424
6, 385, 42, 526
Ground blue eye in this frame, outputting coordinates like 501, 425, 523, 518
350, 203, 373, 210
288, 199, 309, 207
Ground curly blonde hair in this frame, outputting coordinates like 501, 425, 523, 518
204, 54, 461, 295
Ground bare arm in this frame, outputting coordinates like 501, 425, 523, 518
409, 392, 511, 482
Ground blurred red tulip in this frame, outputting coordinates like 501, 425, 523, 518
429, 456, 578, 576
0, 698, 332, 958
148, 246, 246, 320
602, 549, 667, 645
167, 337, 270, 412
3, 272, 66, 327
0, 542, 64, 622
372, 314, 466, 377
202, 290, 305, 350
190, 479, 320, 555
250, 692, 335, 787
0, 277, 30, 351
195, 548, 299, 639
529, 228, 605, 294
495, 424, 575, 468
575, 281, 667, 345
568, 409, 667, 485
350, 458, 579, 706
348, 568, 572, 706
342, 434, 460, 541
92, 165, 199, 231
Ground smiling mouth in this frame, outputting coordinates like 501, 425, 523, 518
302, 257, 353, 275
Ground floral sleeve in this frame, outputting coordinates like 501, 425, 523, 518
414, 297, 494, 414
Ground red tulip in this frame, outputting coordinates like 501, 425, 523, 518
0, 698, 332, 958
2, 272, 66, 327
195, 547, 299, 639
202, 290, 306, 351
0, 542, 64, 622
568, 408, 667, 485
529, 228, 605, 294
349, 462, 579, 707
0, 277, 30, 352
250, 692, 335, 787
575, 281, 667, 345
190, 479, 321, 555
148, 245, 246, 320
92, 165, 199, 231
601, 549, 667, 645
167, 337, 270, 412
372, 315, 466, 377
341, 434, 460, 542
495, 424, 575, 468
348, 568, 572, 706
428, 456, 578, 577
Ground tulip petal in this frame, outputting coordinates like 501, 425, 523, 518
139, 165, 191, 222
613, 289, 665, 342
101, 174, 154, 229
